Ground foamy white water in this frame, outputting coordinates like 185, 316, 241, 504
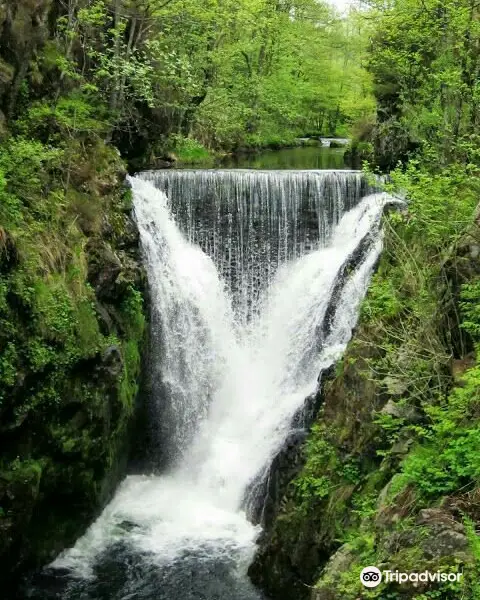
51, 172, 392, 587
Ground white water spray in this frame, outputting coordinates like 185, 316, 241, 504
51, 171, 392, 587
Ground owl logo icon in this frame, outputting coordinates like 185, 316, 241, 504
360, 566, 382, 588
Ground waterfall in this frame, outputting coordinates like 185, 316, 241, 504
140, 169, 375, 322
38, 170, 392, 600
138, 169, 378, 466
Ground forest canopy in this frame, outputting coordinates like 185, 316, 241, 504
17, 0, 374, 162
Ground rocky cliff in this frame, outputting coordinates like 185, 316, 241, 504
250, 205, 480, 599
0, 0, 147, 590
0, 146, 146, 589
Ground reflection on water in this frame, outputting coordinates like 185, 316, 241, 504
218, 145, 347, 170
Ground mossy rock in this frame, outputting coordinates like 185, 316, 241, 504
0, 130, 147, 590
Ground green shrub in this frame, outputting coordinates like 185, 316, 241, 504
171, 135, 212, 164
460, 280, 480, 341
391, 360, 480, 502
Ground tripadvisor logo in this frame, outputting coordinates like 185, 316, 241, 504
360, 566, 463, 588
360, 566, 382, 588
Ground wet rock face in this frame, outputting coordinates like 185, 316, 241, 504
381, 399, 421, 422
246, 368, 334, 530
248, 323, 385, 600
246, 428, 308, 529
311, 545, 356, 600
0, 226, 18, 272
310, 511, 473, 600
98, 345, 124, 381
247, 369, 336, 600
379, 510, 470, 561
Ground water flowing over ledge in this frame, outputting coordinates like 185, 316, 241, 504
140, 169, 376, 321
32, 170, 393, 600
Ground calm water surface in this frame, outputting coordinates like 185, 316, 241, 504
219, 145, 347, 170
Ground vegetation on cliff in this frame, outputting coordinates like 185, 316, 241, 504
0, 132, 146, 585
0, 0, 148, 587
250, 0, 480, 599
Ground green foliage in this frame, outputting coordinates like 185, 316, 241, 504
291, 421, 366, 519
254, 2, 480, 599
291, 426, 337, 505
460, 280, 480, 341
293, 474, 332, 502
0, 342, 18, 388
462, 519, 480, 598
390, 360, 480, 502
120, 286, 146, 339
0, 44, 146, 574
34, 279, 76, 343
192, 1, 374, 148
0, 138, 63, 222
44, 0, 374, 151
386, 162, 479, 250
350, 491, 378, 521
16, 94, 107, 141
373, 412, 406, 445
355, 160, 480, 516
340, 459, 361, 483
357, 159, 480, 426
171, 135, 212, 165
120, 339, 141, 408
365, 0, 480, 169
362, 274, 402, 320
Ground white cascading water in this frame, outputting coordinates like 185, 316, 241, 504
140, 169, 374, 324
48, 170, 393, 599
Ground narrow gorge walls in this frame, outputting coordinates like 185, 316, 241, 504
21, 169, 393, 600
248, 193, 480, 600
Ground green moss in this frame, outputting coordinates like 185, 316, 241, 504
389, 359, 480, 504
0, 58, 14, 85
119, 340, 140, 410
0, 102, 146, 583
0, 458, 44, 486
171, 135, 213, 165
0, 342, 18, 388
75, 298, 102, 355
120, 286, 146, 341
